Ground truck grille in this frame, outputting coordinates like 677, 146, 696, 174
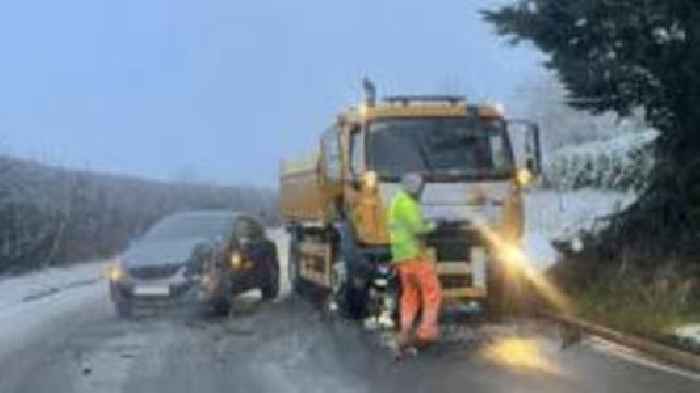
434, 242, 470, 262
425, 225, 483, 293
440, 275, 473, 290
426, 226, 480, 263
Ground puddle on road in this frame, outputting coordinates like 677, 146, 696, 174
364, 318, 578, 371
480, 336, 564, 375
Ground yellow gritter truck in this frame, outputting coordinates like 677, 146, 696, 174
279, 80, 542, 324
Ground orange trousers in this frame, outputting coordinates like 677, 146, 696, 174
395, 259, 442, 343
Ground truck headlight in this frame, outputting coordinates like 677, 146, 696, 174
362, 171, 377, 190
516, 167, 533, 187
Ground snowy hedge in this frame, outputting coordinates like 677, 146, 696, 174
543, 130, 657, 192
0, 156, 277, 273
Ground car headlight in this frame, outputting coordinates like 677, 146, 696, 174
230, 252, 254, 270
230, 252, 243, 269
107, 262, 126, 282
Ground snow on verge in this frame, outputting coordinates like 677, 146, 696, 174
546, 130, 657, 192
0, 272, 106, 360
672, 324, 700, 355
0, 259, 108, 311
523, 189, 636, 270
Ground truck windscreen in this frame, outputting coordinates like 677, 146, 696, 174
367, 117, 514, 181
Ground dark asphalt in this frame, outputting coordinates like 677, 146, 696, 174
0, 288, 698, 393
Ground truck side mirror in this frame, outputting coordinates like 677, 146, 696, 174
525, 123, 542, 176
526, 158, 535, 173
507, 120, 542, 177
348, 176, 362, 191
349, 171, 377, 191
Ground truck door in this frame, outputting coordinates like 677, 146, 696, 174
320, 126, 345, 220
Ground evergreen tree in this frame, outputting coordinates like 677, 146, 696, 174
484, 1, 700, 259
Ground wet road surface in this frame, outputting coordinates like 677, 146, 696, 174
1, 287, 699, 393
2, 231, 699, 392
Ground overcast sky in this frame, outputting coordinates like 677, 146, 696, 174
0, 1, 542, 186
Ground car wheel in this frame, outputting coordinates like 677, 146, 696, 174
212, 297, 231, 316
261, 245, 280, 301
115, 299, 132, 319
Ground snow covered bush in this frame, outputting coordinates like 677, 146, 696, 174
544, 130, 657, 192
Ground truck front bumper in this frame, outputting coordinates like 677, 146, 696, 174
426, 224, 489, 301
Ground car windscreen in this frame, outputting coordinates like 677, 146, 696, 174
142, 213, 234, 241
367, 117, 514, 180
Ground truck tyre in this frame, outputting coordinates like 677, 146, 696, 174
508, 268, 535, 317
115, 299, 132, 319
323, 260, 347, 318
485, 257, 532, 320
288, 240, 303, 295
320, 261, 341, 322
485, 258, 507, 321
261, 245, 280, 300
324, 256, 365, 320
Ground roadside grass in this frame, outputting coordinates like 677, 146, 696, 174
550, 266, 700, 353
572, 282, 700, 338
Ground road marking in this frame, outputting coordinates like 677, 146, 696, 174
588, 336, 700, 382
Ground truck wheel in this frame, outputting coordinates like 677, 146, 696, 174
323, 261, 345, 318
508, 268, 535, 317
485, 257, 532, 320
329, 257, 369, 320
288, 240, 303, 295
485, 258, 507, 321
115, 300, 132, 319
261, 247, 280, 300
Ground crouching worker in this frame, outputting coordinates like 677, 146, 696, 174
389, 173, 442, 352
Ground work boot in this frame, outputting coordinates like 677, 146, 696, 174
392, 335, 418, 361
396, 331, 414, 349
394, 346, 418, 362
414, 336, 438, 349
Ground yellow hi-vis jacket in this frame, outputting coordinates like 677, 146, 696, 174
388, 190, 435, 263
